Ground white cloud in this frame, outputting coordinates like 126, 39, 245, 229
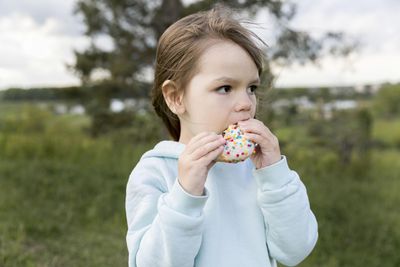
0, 0, 83, 36
272, 0, 400, 87
0, 10, 89, 89
0, 0, 399, 90
274, 51, 400, 87
292, 0, 400, 50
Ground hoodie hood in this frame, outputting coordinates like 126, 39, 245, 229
141, 141, 185, 160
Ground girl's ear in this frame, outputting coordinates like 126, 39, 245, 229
161, 80, 185, 115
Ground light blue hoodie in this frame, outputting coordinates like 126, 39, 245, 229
125, 141, 318, 267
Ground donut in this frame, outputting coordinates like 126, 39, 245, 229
216, 124, 256, 163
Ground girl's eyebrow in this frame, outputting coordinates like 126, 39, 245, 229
213, 76, 260, 84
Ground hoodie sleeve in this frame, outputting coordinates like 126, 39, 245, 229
252, 156, 318, 266
125, 159, 209, 267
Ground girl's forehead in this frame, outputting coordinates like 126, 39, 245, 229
194, 41, 259, 79
199, 39, 243, 58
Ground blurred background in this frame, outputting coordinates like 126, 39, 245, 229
0, 0, 399, 266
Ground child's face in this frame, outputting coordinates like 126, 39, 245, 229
178, 40, 259, 144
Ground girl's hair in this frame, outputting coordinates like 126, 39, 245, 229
151, 5, 266, 141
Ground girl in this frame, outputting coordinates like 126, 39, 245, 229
125, 6, 318, 267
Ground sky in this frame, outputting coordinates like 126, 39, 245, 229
0, 0, 399, 90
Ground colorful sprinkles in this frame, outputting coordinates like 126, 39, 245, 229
216, 124, 256, 163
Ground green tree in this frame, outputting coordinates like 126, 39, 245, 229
373, 83, 400, 118
308, 108, 373, 165
72, 0, 356, 135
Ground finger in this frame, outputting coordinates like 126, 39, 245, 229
187, 131, 211, 146
191, 136, 226, 160
199, 144, 225, 166
239, 118, 266, 130
187, 132, 223, 154
239, 121, 274, 139
243, 132, 277, 151
186, 132, 217, 154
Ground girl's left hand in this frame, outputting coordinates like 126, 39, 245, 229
237, 119, 281, 169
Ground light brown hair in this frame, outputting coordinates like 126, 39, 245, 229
151, 5, 266, 141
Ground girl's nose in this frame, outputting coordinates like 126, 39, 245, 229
234, 90, 253, 112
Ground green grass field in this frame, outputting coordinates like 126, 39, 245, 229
372, 119, 400, 147
1, 102, 400, 266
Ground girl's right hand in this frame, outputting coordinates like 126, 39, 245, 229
178, 132, 226, 196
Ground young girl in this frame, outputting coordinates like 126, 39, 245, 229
125, 6, 318, 267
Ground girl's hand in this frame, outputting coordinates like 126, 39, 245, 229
237, 119, 281, 169
178, 132, 226, 196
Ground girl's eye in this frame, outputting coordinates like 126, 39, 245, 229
216, 85, 232, 94
248, 85, 258, 94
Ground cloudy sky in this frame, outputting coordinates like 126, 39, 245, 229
0, 0, 399, 90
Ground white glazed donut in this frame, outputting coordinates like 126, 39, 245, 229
216, 124, 256, 163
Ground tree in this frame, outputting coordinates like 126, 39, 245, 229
373, 83, 400, 119
72, 0, 356, 136
308, 108, 373, 165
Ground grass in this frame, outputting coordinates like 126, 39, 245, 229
372, 118, 400, 147
1, 101, 400, 266
295, 149, 400, 267
0, 143, 134, 266
0, 102, 151, 266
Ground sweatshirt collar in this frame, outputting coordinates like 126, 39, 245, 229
141, 140, 185, 160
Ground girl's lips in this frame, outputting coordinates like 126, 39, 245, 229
236, 118, 251, 123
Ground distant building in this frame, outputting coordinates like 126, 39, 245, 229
329, 86, 356, 96
354, 84, 382, 94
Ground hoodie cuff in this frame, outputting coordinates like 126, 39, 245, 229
164, 178, 209, 217
252, 155, 293, 191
